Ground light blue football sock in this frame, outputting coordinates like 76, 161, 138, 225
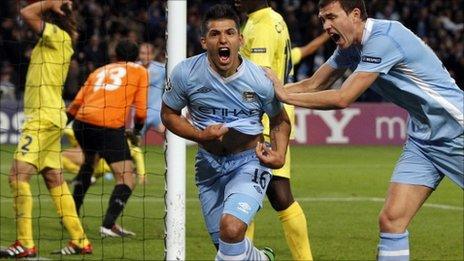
215, 238, 267, 261
377, 230, 409, 261
216, 238, 246, 261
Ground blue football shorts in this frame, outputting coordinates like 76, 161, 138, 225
195, 148, 272, 244
391, 135, 464, 189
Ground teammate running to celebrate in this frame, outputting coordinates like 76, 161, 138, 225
266, 0, 463, 260
161, 4, 291, 260
67, 40, 148, 237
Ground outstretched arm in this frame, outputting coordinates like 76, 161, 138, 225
256, 109, 291, 169
161, 103, 228, 144
277, 71, 379, 109
20, 0, 72, 33
286, 63, 347, 94
266, 63, 347, 102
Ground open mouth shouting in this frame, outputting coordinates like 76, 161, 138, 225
218, 47, 231, 65
329, 32, 341, 44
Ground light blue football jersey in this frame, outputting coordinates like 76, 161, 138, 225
163, 53, 282, 135
328, 18, 464, 142
145, 61, 165, 129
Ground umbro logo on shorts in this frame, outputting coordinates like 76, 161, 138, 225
237, 202, 251, 214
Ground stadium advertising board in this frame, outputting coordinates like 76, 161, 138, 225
0, 100, 25, 144
293, 103, 408, 145
1, 101, 407, 145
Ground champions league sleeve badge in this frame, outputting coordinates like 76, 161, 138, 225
165, 77, 172, 92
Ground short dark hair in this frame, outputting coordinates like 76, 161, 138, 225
115, 40, 139, 62
318, 0, 367, 20
201, 4, 240, 36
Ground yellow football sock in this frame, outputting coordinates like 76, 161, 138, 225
11, 181, 34, 248
62, 156, 80, 174
245, 220, 255, 242
130, 145, 146, 176
278, 201, 313, 260
49, 183, 90, 248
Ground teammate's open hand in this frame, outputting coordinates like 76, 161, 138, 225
264, 67, 288, 102
255, 141, 285, 169
198, 124, 229, 142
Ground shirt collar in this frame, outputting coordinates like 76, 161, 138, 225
361, 18, 374, 45
207, 55, 245, 84
248, 7, 272, 22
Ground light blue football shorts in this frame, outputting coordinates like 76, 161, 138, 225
195, 148, 272, 244
391, 135, 464, 189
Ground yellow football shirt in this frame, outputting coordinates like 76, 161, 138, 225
24, 22, 73, 128
241, 7, 295, 138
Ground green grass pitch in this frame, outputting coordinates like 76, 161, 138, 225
1, 144, 462, 260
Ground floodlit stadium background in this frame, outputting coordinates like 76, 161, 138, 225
1, 0, 463, 260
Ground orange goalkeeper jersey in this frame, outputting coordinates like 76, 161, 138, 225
68, 62, 148, 128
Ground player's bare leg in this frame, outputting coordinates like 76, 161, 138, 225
377, 183, 433, 261
100, 160, 136, 237
216, 214, 274, 260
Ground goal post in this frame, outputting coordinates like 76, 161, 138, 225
165, 0, 187, 260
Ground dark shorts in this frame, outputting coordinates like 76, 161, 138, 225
73, 119, 131, 164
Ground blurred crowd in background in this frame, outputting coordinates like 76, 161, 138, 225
1, 0, 463, 102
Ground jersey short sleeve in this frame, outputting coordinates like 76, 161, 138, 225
41, 22, 70, 49
162, 62, 188, 111
326, 47, 354, 69
246, 24, 277, 68
355, 35, 403, 74
260, 73, 283, 117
